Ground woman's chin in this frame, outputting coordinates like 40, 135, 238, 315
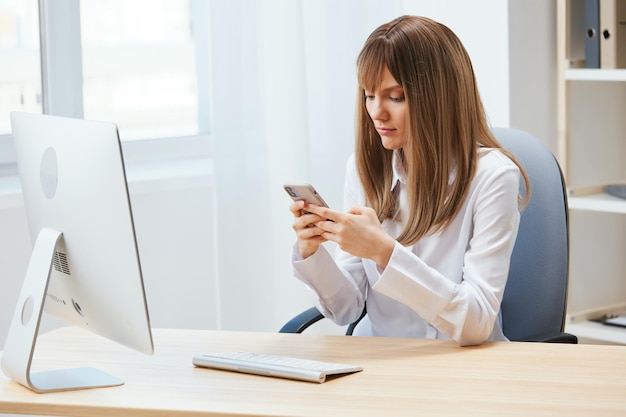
380, 138, 404, 150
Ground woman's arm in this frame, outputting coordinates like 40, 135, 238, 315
373, 162, 521, 346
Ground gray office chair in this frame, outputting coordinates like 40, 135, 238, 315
280, 127, 577, 343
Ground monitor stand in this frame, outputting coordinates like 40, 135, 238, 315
0, 228, 124, 393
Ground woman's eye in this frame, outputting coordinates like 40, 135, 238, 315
364, 94, 374, 100
389, 96, 405, 103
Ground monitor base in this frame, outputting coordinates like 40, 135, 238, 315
29, 367, 123, 393
0, 228, 125, 393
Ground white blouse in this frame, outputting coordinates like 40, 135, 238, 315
292, 149, 521, 346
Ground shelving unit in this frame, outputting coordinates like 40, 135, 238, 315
558, 0, 626, 344
568, 193, 626, 214
565, 68, 626, 81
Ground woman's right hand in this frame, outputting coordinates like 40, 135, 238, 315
290, 200, 328, 259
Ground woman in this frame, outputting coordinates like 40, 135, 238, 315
289, 15, 529, 346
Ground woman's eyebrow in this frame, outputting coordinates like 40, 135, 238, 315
365, 84, 403, 93
383, 85, 403, 92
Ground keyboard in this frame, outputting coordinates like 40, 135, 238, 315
192, 351, 363, 383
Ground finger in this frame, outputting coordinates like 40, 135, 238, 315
347, 205, 374, 216
303, 204, 342, 222
289, 200, 306, 216
319, 230, 336, 244
297, 225, 327, 240
315, 219, 339, 233
293, 212, 327, 232
293, 215, 313, 231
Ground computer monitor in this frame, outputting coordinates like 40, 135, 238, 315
1, 112, 153, 393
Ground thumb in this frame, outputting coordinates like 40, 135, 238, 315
349, 206, 379, 221
348, 206, 367, 215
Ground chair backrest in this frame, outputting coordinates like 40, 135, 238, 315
494, 127, 569, 341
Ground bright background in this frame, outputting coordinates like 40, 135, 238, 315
0, 0, 557, 348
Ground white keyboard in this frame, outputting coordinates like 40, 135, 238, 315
192, 351, 362, 383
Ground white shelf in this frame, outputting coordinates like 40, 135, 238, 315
565, 68, 626, 82
568, 193, 626, 214
559, 1, 626, 346
566, 320, 626, 345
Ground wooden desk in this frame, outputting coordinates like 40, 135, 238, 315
1, 327, 625, 416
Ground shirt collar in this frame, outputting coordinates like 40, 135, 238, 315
391, 150, 406, 191
391, 150, 464, 191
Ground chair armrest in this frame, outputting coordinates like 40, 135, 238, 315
279, 307, 324, 334
279, 307, 577, 342
518, 332, 578, 344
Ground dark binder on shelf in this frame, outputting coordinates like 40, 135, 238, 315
585, 0, 601, 68
605, 183, 626, 199
600, 0, 626, 68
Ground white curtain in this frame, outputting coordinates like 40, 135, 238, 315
207, 0, 518, 332
207, 0, 408, 331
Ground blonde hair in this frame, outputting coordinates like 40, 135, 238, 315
355, 15, 529, 246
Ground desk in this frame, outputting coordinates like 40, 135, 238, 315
1, 327, 625, 416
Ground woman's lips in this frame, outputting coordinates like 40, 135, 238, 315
376, 127, 396, 136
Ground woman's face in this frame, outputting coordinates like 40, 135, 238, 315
364, 66, 407, 150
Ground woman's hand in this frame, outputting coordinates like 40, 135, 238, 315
290, 200, 329, 259
301, 204, 396, 268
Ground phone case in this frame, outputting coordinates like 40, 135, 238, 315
283, 184, 329, 207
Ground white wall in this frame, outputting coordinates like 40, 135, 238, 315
0, 0, 558, 351
508, 0, 558, 153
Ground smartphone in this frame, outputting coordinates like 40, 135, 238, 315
283, 184, 329, 208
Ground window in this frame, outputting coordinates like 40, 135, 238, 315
0, 0, 41, 164
0, 0, 211, 170
80, 0, 210, 141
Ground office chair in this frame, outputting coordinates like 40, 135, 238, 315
280, 127, 577, 343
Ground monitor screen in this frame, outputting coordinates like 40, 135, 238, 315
1, 112, 153, 393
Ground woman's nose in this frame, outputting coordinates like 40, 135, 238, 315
368, 99, 388, 121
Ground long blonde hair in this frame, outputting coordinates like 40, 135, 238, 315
355, 15, 529, 246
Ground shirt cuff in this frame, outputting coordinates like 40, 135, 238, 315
372, 242, 456, 322
291, 243, 347, 300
